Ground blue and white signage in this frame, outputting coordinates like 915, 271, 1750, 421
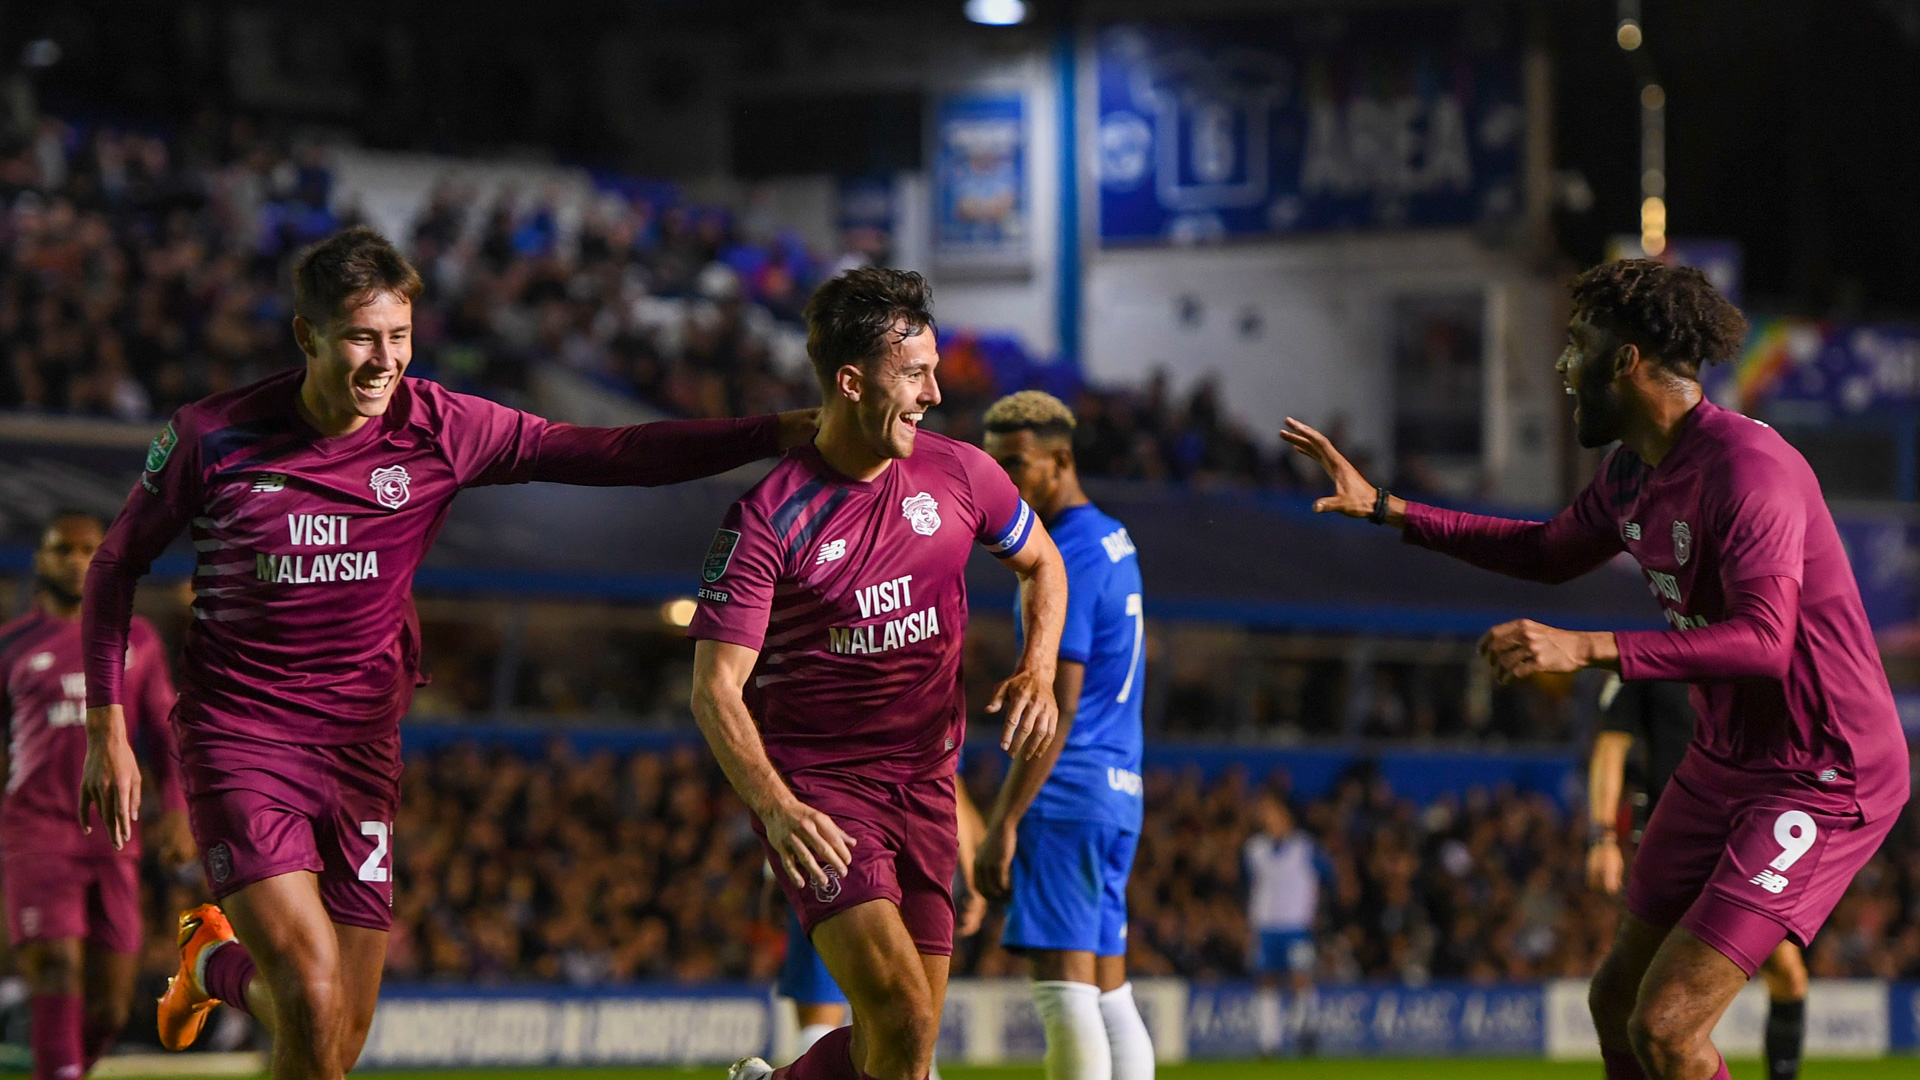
933, 91, 1030, 272
1095, 9, 1523, 244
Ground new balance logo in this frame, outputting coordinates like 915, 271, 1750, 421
1622, 521, 1641, 541
816, 539, 848, 565
1750, 869, 1789, 894
252, 473, 287, 492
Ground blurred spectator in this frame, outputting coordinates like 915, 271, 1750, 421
339, 740, 1920, 986
0, 109, 1346, 493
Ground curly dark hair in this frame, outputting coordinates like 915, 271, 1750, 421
802, 267, 935, 389
1569, 259, 1749, 378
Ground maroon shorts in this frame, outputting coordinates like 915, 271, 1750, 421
1628, 761, 1899, 975
2, 852, 141, 953
180, 729, 402, 931
756, 770, 958, 957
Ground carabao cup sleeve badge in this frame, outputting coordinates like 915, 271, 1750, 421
703, 529, 741, 583
145, 422, 177, 472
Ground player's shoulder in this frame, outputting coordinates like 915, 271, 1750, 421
908, 430, 989, 485
0, 610, 52, 662
393, 376, 520, 436
1054, 503, 1135, 569
169, 367, 303, 439
161, 367, 305, 472
1691, 402, 1816, 493
731, 449, 829, 529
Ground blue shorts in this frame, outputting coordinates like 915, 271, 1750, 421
1001, 817, 1138, 956
776, 910, 845, 1005
1252, 928, 1315, 975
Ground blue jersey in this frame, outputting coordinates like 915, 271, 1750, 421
1016, 503, 1145, 832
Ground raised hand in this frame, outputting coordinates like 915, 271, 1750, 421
1280, 417, 1379, 518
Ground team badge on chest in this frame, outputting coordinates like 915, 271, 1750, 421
1672, 520, 1692, 566
370, 465, 412, 509
902, 492, 942, 536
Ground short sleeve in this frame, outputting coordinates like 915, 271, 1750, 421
1056, 541, 1105, 665
1715, 461, 1808, 585
428, 384, 550, 488
685, 502, 782, 652
954, 441, 1034, 559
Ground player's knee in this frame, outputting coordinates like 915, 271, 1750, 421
1627, 999, 1699, 1073
868, 984, 940, 1060
270, 968, 346, 1039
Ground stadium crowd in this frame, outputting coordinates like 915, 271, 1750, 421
0, 112, 1327, 490
111, 741, 1920, 995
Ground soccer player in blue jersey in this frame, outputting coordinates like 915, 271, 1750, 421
976, 391, 1153, 1080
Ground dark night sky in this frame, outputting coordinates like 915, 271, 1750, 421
1551, 0, 1920, 316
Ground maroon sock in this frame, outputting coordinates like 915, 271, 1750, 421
775, 1025, 855, 1080
30, 994, 83, 1080
1602, 1047, 1650, 1080
80, 1013, 119, 1072
1708, 1056, 1731, 1080
202, 941, 258, 1017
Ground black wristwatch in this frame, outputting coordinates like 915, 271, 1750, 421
1369, 487, 1393, 526
1588, 822, 1617, 847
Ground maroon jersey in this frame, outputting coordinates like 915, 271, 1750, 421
1406, 400, 1908, 822
84, 368, 782, 746
688, 433, 1034, 781
0, 611, 182, 857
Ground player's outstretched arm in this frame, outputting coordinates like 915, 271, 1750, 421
1280, 417, 1406, 525
976, 661, 1085, 903
522, 410, 819, 487
1281, 417, 1621, 584
990, 520, 1066, 761
690, 639, 854, 889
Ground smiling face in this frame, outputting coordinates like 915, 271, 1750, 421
294, 290, 413, 433
1555, 311, 1632, 449
846, 325, 941, 460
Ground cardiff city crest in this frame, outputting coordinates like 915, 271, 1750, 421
369, 465, 412, 510
902, 492, 942, 536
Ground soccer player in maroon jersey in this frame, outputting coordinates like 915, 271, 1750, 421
1284, 259, 1908, 1080
77, 227, 819, 1080
688, 268, 1067, 1080
1, 511, 191, 1080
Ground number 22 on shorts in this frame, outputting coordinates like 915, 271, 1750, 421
358, 821, 392, 883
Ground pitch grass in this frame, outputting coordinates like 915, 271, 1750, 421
118, 1061, 1920, 1080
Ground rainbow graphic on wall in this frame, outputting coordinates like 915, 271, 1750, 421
1716, 317, 1821, 416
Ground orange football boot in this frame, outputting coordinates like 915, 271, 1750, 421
157, 904, 235, 1051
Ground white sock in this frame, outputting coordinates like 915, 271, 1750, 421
927, 1056, 942, 1080
794, 1022, 837, 1057
1033, 980, 1110, 1080
1099, 982, 1155, 1080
